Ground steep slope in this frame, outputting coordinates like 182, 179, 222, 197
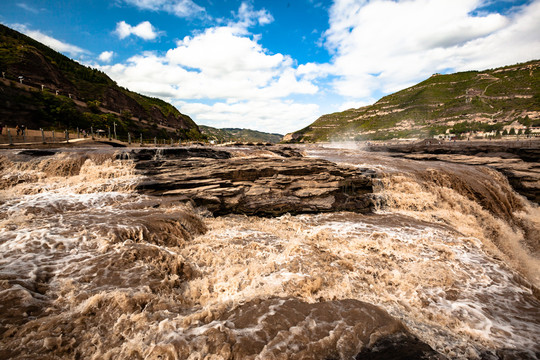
0, 24, 202, 140
199, 125, 283, 143
286, 60, 540, 142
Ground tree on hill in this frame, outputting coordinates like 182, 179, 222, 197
518, 116, 532, 127
120, 110, 133, 122
87, 100, 101, 113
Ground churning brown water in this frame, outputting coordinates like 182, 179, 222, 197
0, 147, 538, 359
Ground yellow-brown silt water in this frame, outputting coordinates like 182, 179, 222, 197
0, 147, 538, 359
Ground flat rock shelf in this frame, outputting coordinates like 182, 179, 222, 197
131, 147, 378, 216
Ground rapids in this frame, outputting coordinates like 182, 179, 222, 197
0, 146, 538, 359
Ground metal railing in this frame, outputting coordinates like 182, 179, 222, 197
0, 126, 202, 147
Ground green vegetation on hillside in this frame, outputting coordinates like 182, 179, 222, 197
200, 125, 283, 143
0, 24, 201, 141
288, 60, 540, 142
0, 26, 112, 86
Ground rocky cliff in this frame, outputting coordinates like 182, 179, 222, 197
286, 60, 540, 142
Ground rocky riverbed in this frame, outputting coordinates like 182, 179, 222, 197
2, 144, 539, 359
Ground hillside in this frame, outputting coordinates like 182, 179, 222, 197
199, 125, 283, 143
0, 24, 203, 141
285, 60, 540, 142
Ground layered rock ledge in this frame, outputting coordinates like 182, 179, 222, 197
368, 140, 540, 204
132, 147, 378, 216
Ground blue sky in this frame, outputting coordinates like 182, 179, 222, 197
2, 0, 540, 134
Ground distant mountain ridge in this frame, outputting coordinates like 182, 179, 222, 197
199, 125, 283, 143
0, 24, 203, 141
285, 60, 540, 142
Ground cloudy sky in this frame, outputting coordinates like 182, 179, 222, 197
2, 0, 540, 134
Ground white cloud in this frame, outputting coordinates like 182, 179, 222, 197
115, 20, 160, 40
167, 27, 287, 75
237, 2, 274, 27
98, 51, 115, 63
163, 0, 205, 17
102, 27, 318, 99
16, 3, 39, 14
115, 21, 132, 39
324, 0, 540, 101
451, 1, 540, 71
99, 3, 319, 133
11, 24, 87, 57
177, 99, 320, 134
296, 62, 332, 81
123, 0, 205, 18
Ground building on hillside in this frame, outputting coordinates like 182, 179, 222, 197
530, 127, 540, 137
419, 139, 443, 145
433, 129, 457, 140
474, 131, 496, 138
435, 132, 455, 140
503, 121, 526, 134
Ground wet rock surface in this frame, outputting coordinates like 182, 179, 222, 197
368, 141, 540, 204
132, 147, 378, 216
354, 332, 447, 360
169, 297, 447, 360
